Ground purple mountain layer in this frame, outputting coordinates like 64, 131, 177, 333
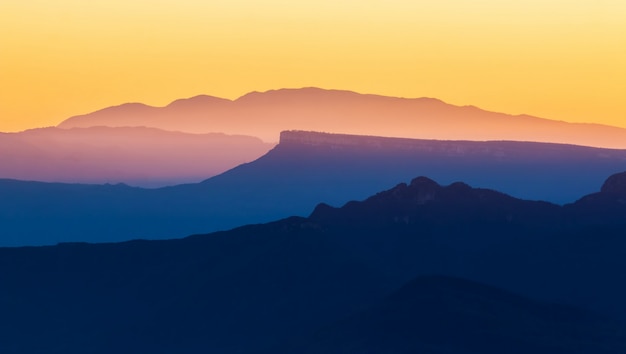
0, 126, 272, 187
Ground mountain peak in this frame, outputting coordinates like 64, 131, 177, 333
409, 176, 440, 188
165, 94, 232, 108
406, 177, 441, 204
601, 171, 626, 196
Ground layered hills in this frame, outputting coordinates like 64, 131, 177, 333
58, 88, 626, 149
1, 172, 626, 353
2, 131, 626, 246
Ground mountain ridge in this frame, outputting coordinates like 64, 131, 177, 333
278, 129, 626, 150
2, 130, 626, 246
0, 126, 273, 187
57, 87, 626, 148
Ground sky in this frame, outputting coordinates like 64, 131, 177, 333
1, 0, 625, 132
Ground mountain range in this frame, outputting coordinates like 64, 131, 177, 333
1, 171, 625, 353
5, 80, 626, 353
2, 130, 626, 246
58, 87, 626, 149
9, 87, 626, 188
0, 126, 272, 187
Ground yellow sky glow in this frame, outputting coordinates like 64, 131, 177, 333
1, 0, 625, 132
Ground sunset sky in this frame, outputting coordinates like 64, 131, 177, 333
1, 0, 625, 132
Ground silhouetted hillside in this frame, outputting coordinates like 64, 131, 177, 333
2, 131, 625, 246
283, 276, 626, 354
1, 172, 626, 353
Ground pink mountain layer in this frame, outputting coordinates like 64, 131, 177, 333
58, 87, 626, 149
0, 126, 273, 187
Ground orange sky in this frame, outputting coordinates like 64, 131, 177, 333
1, 0, 625, 132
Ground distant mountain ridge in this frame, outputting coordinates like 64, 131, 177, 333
58, 87, 626, 149
0, 126, 272, 187
279, 129, 626, 154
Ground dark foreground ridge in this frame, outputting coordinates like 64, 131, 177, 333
286, 276, 626, 354
1, 172, 626, 353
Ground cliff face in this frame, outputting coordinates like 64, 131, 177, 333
279, 130, 436, 149
278, 130, 626, 160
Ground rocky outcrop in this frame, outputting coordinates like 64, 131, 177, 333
601, 171, 626, 196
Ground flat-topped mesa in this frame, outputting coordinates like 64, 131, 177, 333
279, 130, 374, 147
278, 130, 458, 150
277, 130, 626, 160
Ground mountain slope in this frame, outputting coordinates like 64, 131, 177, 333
2, 131, 626, 246
306, 172, 626, 319
284, 276, 626, 354
58, 87, 626, 148
0, 126, 272, 187
1, 173, 626, 353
